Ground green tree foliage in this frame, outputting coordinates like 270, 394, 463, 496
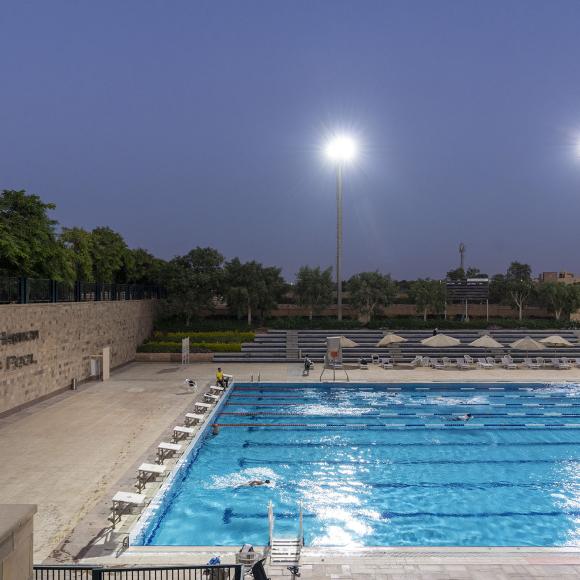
409, 279, 446, 321
446, 267, 465, 281
489, 274, 507, 303
347, 271, 397, 322
61, 227, 94, 282
127, 248, 165, 285
224, 258, 285, 325
89, 227, 128, 282
537, 282, 580, 321
164, 247, 224, 326
294, 266, 333, 320
0, 189, 70, 280
506, 261, 534, 321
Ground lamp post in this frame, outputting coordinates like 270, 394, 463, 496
326, 135, 356, 321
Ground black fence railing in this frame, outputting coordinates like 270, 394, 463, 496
0, 277, 165, 305
34, 564, 242, 580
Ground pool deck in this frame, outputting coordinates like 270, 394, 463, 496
2, 361, 580, 578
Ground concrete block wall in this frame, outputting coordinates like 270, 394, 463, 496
0, 505, 36, 580
0, 301, 156, 415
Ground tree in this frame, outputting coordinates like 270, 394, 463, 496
0, 189, 68, 279
126, 248, 165, 285
61, 227, 94, 282
409, 279, 446, 321
294, 266, 333, 320
506, 261, 533, 321
347, 271, 397, 322
89, 227, 128, 282
224, 258, 285, 325
538, 282, 580, 321
489, 274, 507, 303
164, 247, 224, 326
446, 267, 465, 281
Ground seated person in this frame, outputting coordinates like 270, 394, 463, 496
216, 367, 229, 388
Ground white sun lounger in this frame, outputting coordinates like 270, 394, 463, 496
136, 463, 166, 491
456, 358, 470, 370
552, 358, 571, 369
173, 425, 195, 442
359, 358, 369, 370
380, 357, 393, 369
502, 356, 517, 369
110, 491, 148, 527
157, 441, 182, 463
409, 356, 423, 368
523, 358, 541, 369
485, 357, 497, 367
433, 359, 446, 370
477, 358, 493, 369
195, 402, 212, 413
464, 355, 475, 366
185, 412, 205, 426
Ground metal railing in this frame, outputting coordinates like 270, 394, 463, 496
0, 276, 164, 304
34, 564, 242, 580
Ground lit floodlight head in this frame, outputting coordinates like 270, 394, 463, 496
326, 135, 357, 163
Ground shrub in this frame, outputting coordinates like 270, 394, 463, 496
139, 341, 242, 353
153, 331, 255, 343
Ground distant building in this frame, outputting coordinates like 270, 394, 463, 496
538, 271, 579, 285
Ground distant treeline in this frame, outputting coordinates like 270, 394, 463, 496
2, 189, 579, 324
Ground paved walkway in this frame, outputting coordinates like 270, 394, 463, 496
1, 361, 580, 576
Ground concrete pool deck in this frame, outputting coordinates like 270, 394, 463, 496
2, 361, 580, 577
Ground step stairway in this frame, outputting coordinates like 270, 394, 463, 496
270, 537, 302, 565
286, 330, 299, 361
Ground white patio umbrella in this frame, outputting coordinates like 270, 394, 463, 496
327, 336, 359, 348
469, 335, 504, 349
510, 336, 546, 358
376, 333, 407, 347
539, 335, 574, 347
420, 334, 460, 347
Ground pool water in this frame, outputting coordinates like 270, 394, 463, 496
139, 382, 580, 547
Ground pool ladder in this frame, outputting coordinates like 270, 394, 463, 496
268, 500, 303, 565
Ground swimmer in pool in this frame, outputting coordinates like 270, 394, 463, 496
238, 479, 271, 487
449, 413, 473, 422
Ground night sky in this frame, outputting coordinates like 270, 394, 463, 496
2, 1, 580, 280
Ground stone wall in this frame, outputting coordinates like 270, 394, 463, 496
0, 505, 36, 580
0, 301, 156, 415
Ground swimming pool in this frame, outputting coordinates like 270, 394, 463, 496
134, 382, 580, 547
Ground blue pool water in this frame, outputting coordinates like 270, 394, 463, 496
138, 382, 580, 547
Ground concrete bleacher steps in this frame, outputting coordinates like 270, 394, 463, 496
212, 329, 580, 364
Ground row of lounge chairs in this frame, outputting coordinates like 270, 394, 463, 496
364, 354, 580, 370
109, 376, 232, 529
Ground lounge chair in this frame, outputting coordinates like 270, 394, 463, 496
575, 358, 580, 368
456, 358, 470, 370
380, 357, 393, 369
535, 357, 549, 367
561, 357, 573, 368
476, 358, 493, 369
552, 358, 571, 369
409, 356, 423, 367
501, 356, 517, 369
433, 359, 446, 370
464, 355, 476, 366
359, 358, 369, 370
523, 358, 541, 369
371, 354, 380, 364
421, 357, 433, 367
442, 357, 454, 367
485, 357, 497, 367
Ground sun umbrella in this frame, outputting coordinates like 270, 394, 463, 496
539, 335, 574, 347
420, 334, 460, 347
327, 336, 359, 348
376, 333, 407, 347
469, 335, 504, 349
509, 336, 545, 351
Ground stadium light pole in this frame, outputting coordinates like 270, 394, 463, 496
325, 135, 357, 321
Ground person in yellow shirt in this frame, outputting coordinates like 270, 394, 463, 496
216, 367, 228, 388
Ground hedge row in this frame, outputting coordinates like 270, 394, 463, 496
153, 331, 255, 343
139, 341, 242, 353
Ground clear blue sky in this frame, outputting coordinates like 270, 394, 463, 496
2, 1, 580, 280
